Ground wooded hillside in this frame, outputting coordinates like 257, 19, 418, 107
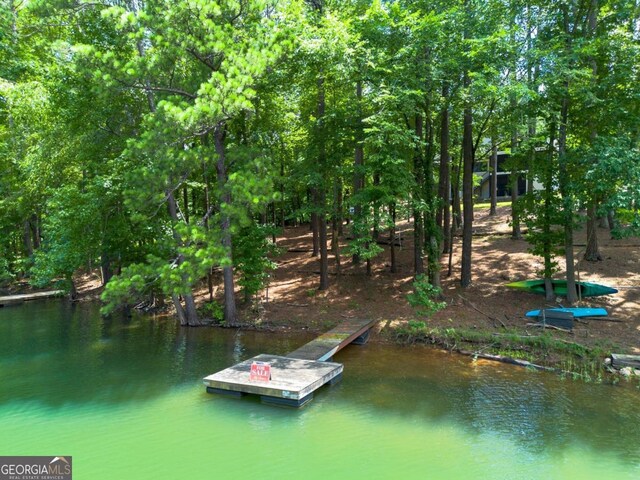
1, 0, 639, 326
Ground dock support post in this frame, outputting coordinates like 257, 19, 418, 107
260, 393, 314, 408
206, 387, 246, 398
352, 329, 371, 345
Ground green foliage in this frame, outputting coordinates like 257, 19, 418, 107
200, 301, 224, 324
100, 223, 227, 315
394, 323, 613, 381
233, 223, 280, 302
0, 257, 13, 287
407, 320, 427, 331
394, 320, 433, 344
518, 189, 565, 278
575, 136, 640, 238
100, 262, 159, 315
2, 0, 640, 331
406, 274, 446, 318
346, 215, 384, 261
29, 182, 111, 288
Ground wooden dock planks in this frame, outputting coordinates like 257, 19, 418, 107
203, 318, 377, 407
0, 290, 65, 307
286, 318, 377, 361
203, 354, 343, 407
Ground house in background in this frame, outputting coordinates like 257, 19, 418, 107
474, 151, 541, 200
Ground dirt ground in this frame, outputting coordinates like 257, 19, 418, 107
244, 205, 640, 356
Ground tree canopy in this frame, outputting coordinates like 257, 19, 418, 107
1, 0, 639, 322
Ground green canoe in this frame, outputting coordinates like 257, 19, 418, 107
505, 279, 618, 297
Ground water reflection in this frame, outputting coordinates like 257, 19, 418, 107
336, 344, 640, 466
0, 301, 310, 406
0, 300, 639, 469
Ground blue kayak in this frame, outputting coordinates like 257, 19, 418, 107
525, 307, 608, 318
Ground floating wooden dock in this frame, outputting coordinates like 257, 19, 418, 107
203, 318, 376, 407
204, 354, 343, 407
0, 290, 65, 307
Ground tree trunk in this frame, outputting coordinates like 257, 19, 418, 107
192, 188, 198, 223
558, 10, 577, 305
68, 277, 78, 302
137, 37, 200, 325
182, 184, 189, 224
430, 235, 441, 291
511, 107, 522, 240
182, 294, 200, 326
437, 84, 451, 255
30, 215, 41, 250
424, 108, 440, 289
526, 9, 537, 198
607, 210, 616, 235
214, 125, 237, 325
23, 220, 33, 257
390, 202, 397, 273
372, 173, 381, 242
207, 270, 214, 303
172, 294, 188, 326
544, 278, 554, 303
318, 202, 329, 290
10, 0, 18, 39
413, 114, 425, 276
201, 153, 214, 303
311, 189, 319, 257
489, 137, 498, 216
317, 77, 329, 291
452, 160, 462, 231
510, 8, 526, 240
598, 213, 609, 229
167, 190, 202, 326
100, 253, 113, 286
280, 157, 286, 230
336, 181, 344, 237
331, 219, 341, 278
461, 72, 474, 288
544, 123, 556, 302
584, 203, 603, 261
584, 0, 602, 263
352, 79, 364, 264
510, 172, 521, 239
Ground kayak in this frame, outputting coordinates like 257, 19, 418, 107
525, 307, 608, 318
506, 280, 618, 297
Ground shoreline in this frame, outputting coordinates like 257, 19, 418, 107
4, 281, 638, 384
191, 311, 640, 384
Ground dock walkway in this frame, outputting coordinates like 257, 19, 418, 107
287, 318, 375, 361
0, 290, 65, 307
203, 318, 376, 407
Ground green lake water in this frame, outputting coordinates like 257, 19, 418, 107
0, 301, 639, 479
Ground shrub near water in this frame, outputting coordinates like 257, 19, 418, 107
201, 301, 225, 325
406, 275, 447, 318
0, 258, 13, 287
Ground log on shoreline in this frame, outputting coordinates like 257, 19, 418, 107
610, 354, 640, 370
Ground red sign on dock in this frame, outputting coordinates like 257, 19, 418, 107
249, 361, 271, 382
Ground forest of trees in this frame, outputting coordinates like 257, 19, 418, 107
1, 0, 639, 326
